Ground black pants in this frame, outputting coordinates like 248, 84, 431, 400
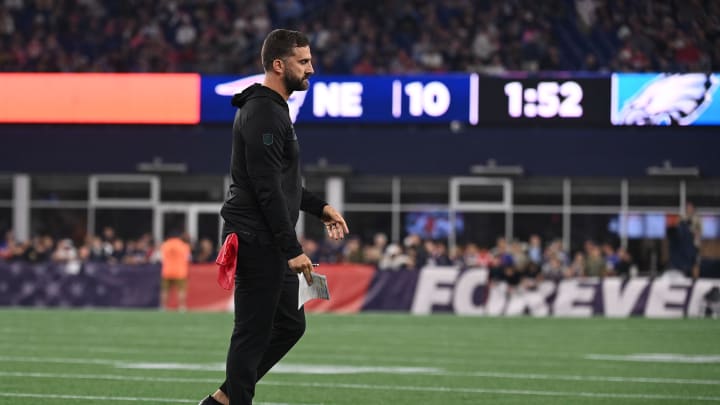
218, 239, 305, 405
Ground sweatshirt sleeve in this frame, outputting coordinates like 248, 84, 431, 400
241, 112, 303, 260
301, 187, 328, 218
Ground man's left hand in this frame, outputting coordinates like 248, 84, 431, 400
321, 205, 349, 240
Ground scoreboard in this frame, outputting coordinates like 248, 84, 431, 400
1, 72, 718, 126
202, 72, 719, 126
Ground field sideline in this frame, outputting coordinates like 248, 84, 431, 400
1, 309, 719, 404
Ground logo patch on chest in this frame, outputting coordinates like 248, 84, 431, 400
262, 133, 274, 146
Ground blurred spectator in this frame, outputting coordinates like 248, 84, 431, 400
317, 238, 344, 263
101, 226, 116, 244
160, 232, 192, 311
300, 237, 319, 263
566, 251, 585, 278
363, 232, 388, 265
0, 231, 15, 260
492, 237, 514, 268
684, 202, 703, 278
427, 240, 452, 266
527, 235, 543, 266
51, 238, 77, 263
462, 242, 481, 267
352, 52, 376, 75
109, 239, 126, 264
379, 243, 412, 270
87, 235, 110, 262
545, 239, 568, 266
542, 255, 565, 281
504, 265, 522, 292
273, 0, 304, 25
52, 238, 82, 274
476, 246, 495, 268
510, 240, 529, 272
139, 233, 159, 263
403, 233, 428, 268
524, 262, 542, 287
602, 242, 619, 274
580, 53, 608, 72
99, 226, 117, 258
667, 205, 702, 278
584, 241, 606, 277
471, 25, 499, 61
124, 240, 149, 265
343, 236, 365, 264
575, 0, 600, 29
23, 235, 53, 263
193, 237, 217, 263
614, 247, 635, 278
539, 46, 564, 71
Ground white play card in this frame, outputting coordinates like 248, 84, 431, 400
298, 272, 330, 309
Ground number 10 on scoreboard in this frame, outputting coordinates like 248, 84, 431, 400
392, 80, 452, 118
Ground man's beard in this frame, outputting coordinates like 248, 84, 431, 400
283, 72, 309, 92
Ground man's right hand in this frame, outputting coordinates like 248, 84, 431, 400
288, 253, 313, 285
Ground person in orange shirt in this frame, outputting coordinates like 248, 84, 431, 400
160, 232, 192, 311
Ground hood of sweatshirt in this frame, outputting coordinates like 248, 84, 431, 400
230, 83, 288, 111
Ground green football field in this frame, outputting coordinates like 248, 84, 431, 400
1, 309, 719, 404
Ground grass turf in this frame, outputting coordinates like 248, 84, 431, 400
0, 309, 719, 404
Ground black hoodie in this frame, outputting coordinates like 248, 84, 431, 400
221, 83, 327, 260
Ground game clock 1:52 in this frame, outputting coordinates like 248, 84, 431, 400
476, 77, 611, 126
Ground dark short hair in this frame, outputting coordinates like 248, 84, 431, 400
261, 29, 310, 72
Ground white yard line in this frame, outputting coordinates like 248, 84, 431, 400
0, 351, 578, 370
1, 358, 719, 385
118, 362, 440, 375
0, 392, 198, 403
0, 371, 219, 383
0, 392, 311, 405
0, 355, 120, 365
587, 353, 720, 364
2, 370, 720, 402
0, 341, 219, 356
0, 343, 151, 355
260, 380, 720, 402
439, 370, 720, 385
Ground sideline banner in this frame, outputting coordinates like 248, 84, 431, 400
401, 266, 720, 318
0, 261, 160, 307
2, 261, 719, 317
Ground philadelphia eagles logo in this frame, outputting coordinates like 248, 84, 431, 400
615, 73, 719, 126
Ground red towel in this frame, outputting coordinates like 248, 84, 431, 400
216, 233, 238, 290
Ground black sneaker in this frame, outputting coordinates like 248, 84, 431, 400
198, 395, 223, 405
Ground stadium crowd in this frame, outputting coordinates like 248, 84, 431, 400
0, 227, 217, 265
0, 225, 636, 287
302, 232, 637, 285
0, 0, 717, 74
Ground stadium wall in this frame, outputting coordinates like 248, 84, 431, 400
0, 124, 719, 177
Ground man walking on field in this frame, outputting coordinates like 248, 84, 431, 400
199, 29, 349, 405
